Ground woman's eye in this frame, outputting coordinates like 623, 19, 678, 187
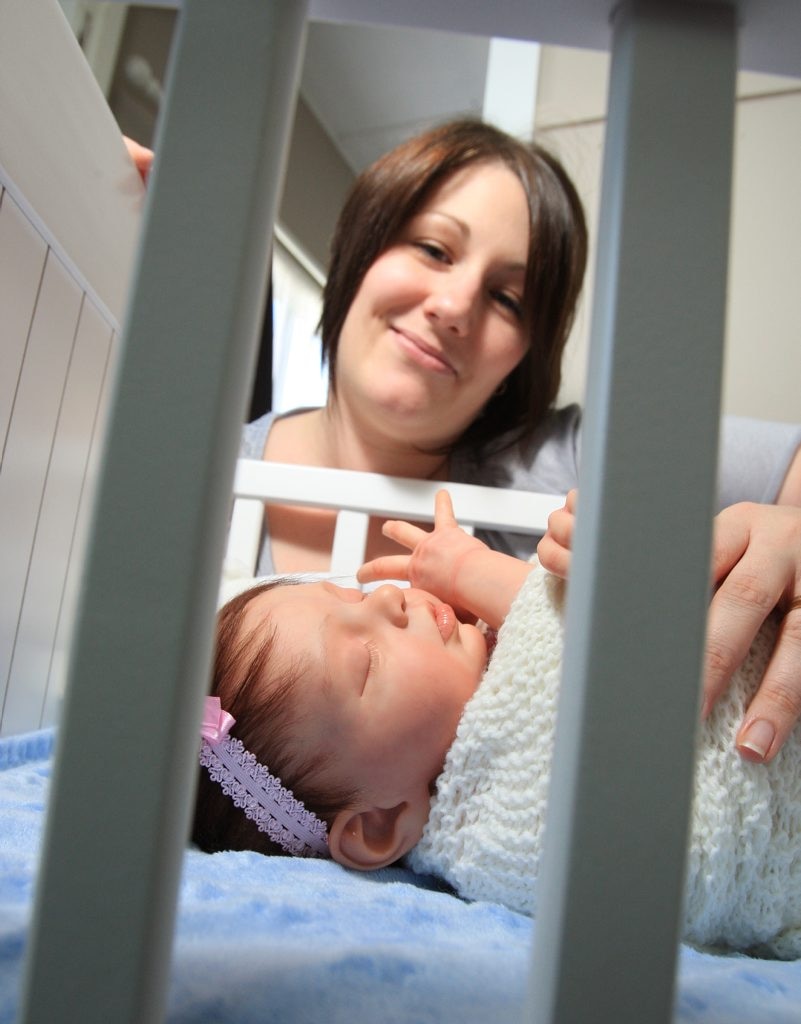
415, 241, 449, 263
491, 289, 523, 320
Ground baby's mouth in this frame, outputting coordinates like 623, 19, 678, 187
433, 602, 456, 643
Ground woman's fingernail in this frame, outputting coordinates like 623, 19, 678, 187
737, 719, 775, 761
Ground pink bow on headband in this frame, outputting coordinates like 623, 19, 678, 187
201, 696, 235, 745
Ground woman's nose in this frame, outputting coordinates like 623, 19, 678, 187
423, 273, 478, 336
367, 584, 408, 626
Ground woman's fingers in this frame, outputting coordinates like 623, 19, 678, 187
735, 605, 801, 762
703, 502, 801, 762
704, 530, 779, 711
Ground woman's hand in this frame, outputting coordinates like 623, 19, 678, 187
537, 488, 576, 578
540, 490, 801, 762
123, 136, 154, 183
706, 502, 801, 763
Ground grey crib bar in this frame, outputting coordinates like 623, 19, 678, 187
527, 4, 736, 1022
16, 2, 787, 1024
18, 2, 309, 1022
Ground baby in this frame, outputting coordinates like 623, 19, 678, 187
193, 492, 801, 957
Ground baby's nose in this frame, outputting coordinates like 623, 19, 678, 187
369, 584, 408, 626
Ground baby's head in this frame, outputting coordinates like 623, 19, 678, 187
192, 578, 487, 869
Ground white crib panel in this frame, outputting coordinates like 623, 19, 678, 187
42, 324, 118, 731
0, 0, 142, 325
0, 191, 47, 455
0, 251, 82, 728
2, 299, 113, 736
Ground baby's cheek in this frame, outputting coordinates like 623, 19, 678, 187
462, 626, 491, 679
445, 662, 482, 717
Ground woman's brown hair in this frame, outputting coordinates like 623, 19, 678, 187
192, 580, 360, 855
320, 118, 588, 454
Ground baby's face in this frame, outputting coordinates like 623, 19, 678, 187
241, 581, 487, 808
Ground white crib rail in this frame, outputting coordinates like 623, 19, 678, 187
225, 458, 561, 579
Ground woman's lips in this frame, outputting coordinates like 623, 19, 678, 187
392, 328, 457, 377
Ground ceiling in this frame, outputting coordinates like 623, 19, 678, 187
94, 1, 801, 178
102, 2, 801, 177
307, 0, 801, 82
299, 20, 492, 173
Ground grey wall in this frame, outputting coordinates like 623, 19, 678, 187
104, 6, 354, 274
279, 95, 354, 273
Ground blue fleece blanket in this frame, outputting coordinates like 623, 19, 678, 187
2, 730, 800, 1023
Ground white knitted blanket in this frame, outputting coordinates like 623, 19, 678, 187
407, 565, 801, 958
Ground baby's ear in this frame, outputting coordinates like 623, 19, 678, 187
328, 799, 429, 871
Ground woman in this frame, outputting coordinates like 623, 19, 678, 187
245, 119, 587, 573
126, 120, 801, 755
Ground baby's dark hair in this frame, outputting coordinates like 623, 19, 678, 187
192, 579, 361, 855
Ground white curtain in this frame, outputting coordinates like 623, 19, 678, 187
271, 237, 327, 413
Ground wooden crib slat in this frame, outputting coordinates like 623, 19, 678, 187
0, 251, 82, 732
0, 192, 47, 457
226, 460, 558, 582
2, 299, 113, 736
330, 509, 371, 579
528, 4, 737, 1023
225, 496, 267, 578
233, 458, 561, 532
41, 325, 116, 731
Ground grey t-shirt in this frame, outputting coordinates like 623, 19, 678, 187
241, 406, 801, 572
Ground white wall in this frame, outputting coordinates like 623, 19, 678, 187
536, 45, 801, 425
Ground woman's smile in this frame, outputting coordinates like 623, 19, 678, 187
391, 326, 458, 378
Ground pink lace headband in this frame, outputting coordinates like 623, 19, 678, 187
199, 696, 329, 858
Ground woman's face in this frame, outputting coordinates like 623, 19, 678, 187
334, 160, 531, 450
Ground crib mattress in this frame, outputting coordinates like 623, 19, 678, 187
2, 729, 800, 1024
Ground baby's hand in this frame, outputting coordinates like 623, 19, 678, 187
357, 490, 489, 609
537, 488, 577, 579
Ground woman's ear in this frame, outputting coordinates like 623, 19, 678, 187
328, 797, 429, 871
